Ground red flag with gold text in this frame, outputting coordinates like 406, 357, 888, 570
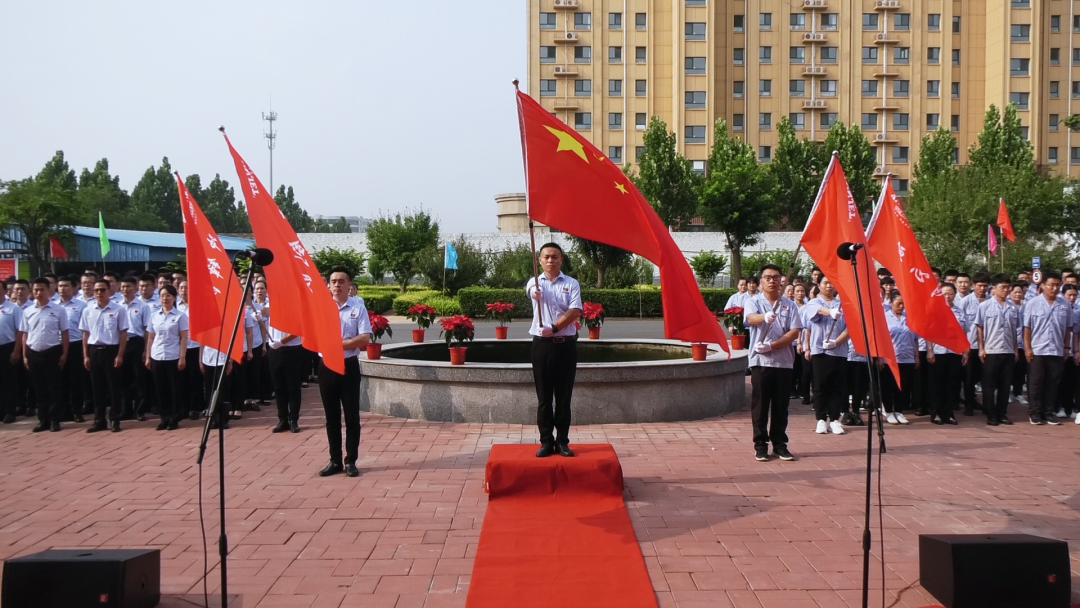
997, 198, 1016, 242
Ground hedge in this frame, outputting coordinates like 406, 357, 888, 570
357, 292, 395, 314
457, 286, 738, 318
424, 295, 463, 316
391, 290, 442, 316
458, 288, 532, 318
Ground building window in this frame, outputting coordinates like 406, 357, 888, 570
1012, 0, 1030, 7
687, 0, 707, 6
952, 49, 961, 66
927, 47, 941, 64
791, 47, 806, 63
760, 13, 772, 30
1010, 59, 1030, 76
790, 79, 806, 97
574, 13, 591, 30
1052, 48, 1061, 65
733, 114, 744, 131
863, 13, 879, 30
1074, 15, 1080, 32
609, 146, 623, 164
862, 80, 879, 97
1051, 16, 1061, 33
928, 14, 941, 31
685, 125, 707, 144
733, 15, 744, 32
862, 113, 878, 130
1009, 92, 1030, 110
540, 13, 556, 30
574, 46, 592, 63
895, 179, 909, 194
893, 147, 909, 163
894, 47, 910, 64
609, 113, 623, 130
1071, 147, 1080, 165
685, 91, 707, 109
821, 80, 837, 97
951, 82, 960, 98
952, 16, 960, 33
863, 47, 879, 63
894, 80, 910, 98
1049, 147, 1059, 164
791, 13, 806, 30
609, 79, 622, 97
733, 48, 744, 65
574, 79, 592, 97
1073, 48, 1080, 66
821, 113, 838, 130
790, 113, 806, 130
821, 13, 838, 30
686, 22, 707, 40
685, 57, 706, 74
927, 80, 940, 97
759, 79, 772, 97
540, 80, 556, 97
951, 115, 960, 131
609, 13, 622, 30
733, 81, 744, 98
1051, 81, 1060, 98
636, 113, 647, 130
636, 80, 647, 96
759, 112, 772, 130
1050, 114, 1060, 132
540, 46, 556, 64
894, 113, 910, 130
894, 14, 910, 31
636, 13, 647, 30
1011, 25, 1030, 42
760, 46, 772, 63
691, 160, 706, 175
636, 47, 647, 64
821, 47, 838, 63
635, 146, 645, 162
927, 113, 940, 129
609, 46, 622, 63
575, 112, 592, 130
759, 146, 772, 163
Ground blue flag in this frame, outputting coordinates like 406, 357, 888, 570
444, 242, 459, 270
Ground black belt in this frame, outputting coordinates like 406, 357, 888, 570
534, 335, 577, 344
88, 343, 119, 349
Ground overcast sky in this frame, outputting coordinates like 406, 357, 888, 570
0, 1, 528, 233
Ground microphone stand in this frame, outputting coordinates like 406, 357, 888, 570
196, 263, 257, 608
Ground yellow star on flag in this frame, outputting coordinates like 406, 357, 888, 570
544, 126, 589, 163
615, 182, 628, 195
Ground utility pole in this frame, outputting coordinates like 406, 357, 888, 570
262, 108, 277, 196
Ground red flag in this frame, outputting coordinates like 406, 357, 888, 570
997, 198, 1016, 242
220, 131, 346, 374
866, 178, 969, 355
988, 224, 998, 255
516, 91, 728, 351
50, 236, 68, 260
177, 174, 245, 364
801, 155, 900, 384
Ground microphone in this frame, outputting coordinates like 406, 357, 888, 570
234, 248, 275, 266
836, 242, 864, 261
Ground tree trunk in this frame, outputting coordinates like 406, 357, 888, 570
730, 246, 743, 283
596, 265, 606, 289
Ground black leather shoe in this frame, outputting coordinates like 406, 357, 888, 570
931, 416, 944, 425
290, 422, 301, 433
87, 421, 107, 433
73, 413, 84, 423
156, 421, 169, 431
945, 417, 958, 425
31, 422, 48, 433
271, 421, 289, 433
319, 462, 344, 477
987, 418, 999, 426
50, 422, 60, 432
167, 421, 179, 431
536, 444, 555, 458
111, 421, 121, 432
344, 463, 361, 478
135, 414, 147, 422
556, 444, 575, 457
999, 417, 1014, 425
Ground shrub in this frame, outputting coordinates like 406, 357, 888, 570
358, 292, 394, 314
311, 247, 366, 279
424, 295, 463, 316
392, 290, 441, 316
456, 286, 736, 318
458, 288, 532, 318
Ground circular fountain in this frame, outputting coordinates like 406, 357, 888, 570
358, 339, 747, 424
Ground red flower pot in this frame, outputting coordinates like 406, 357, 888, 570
449, 347, 467, 365
730, 335, 747, 350
495, 326, 509, 340
366, 343, 382, 360
588, 327, 601, 340
692, 343, 708, 361
412, 329, 426, 343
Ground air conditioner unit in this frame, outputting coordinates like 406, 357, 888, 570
554, 0, 579, 6
875, 166, 886, 174
875, 133, 888, 141
565, 32, 579, 41
554, 66, 566, 73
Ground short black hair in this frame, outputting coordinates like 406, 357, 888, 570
120, 276, 138, 286
930, 267, 942, 275
943, 269, 959, 277
990, 273, 1011, 286
1044, 270, 1063, 282
328, 266, 352, 279
139, 273, 156, 283
42, 272, 57, 281
56, 276, 75, 287
103, 271, 121, 282
81, 272, 98, 281
888, 290, 903, 302
158, 285, 178, 299
1064, 267, 1076, 275
747, 276, 760, 285
880, 276, 896, 286
761, 264, 782, 274
1062, 284, 1078, 294
13, 279, 29, 287
538, 242, 564, 257
940, 281, 957, 292
877, 267, 892, 276
972, 273, 991, 284
32, 277, 50, 289
94, 279, 110, 290
956, 272, 971, 280
1019, 267, 1033, 274
1013, 280, 1029, 290
811, 266, 821, 273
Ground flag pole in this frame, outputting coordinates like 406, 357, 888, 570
528, 220, 544, 326
516, 79, 545, 326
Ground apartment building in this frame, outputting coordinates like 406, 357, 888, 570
527, 0, 1078, 195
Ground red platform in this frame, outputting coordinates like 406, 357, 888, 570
466, 444, 658, 608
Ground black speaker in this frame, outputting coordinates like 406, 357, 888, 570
919, 534, 1070, 608
2, 549, 160, 608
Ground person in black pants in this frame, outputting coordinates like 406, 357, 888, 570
976, 274, 1021, 425
200, 347, 232, 430
145, 286, 188, 430
266, 315, 305, 433
117, 277, 150, 420
528, 243, 583, 458
0, 281, 24, 424
20, 278, 69, 432
177, 282, 204, 420
1009, 283, 1029, 403
79, 280, 129, 432
57, 277, 87, 423
1023, 271, 1071, 425
317, 269, 372, 478
927, 283, 968, 424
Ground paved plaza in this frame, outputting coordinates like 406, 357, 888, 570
1, 338, 1079, 607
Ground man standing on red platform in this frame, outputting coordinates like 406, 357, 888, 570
528, 243, 582, 458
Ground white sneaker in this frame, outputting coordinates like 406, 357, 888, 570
1055, 408, 1067, 418
895, 412, 910, 425
829, 420, 845, 434
816, 419, 828, 434
1017, 395, 1028, 405
886, 412, 900, 425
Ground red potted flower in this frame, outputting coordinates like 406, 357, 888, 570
720, 307, 748, 350
485, 302, 516, 339
439, 315, 476, 365
407, 304, 438, 343
581, 302, 606, 340
367, 311, 393, 360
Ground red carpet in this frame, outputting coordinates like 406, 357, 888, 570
466, 444, 658, 608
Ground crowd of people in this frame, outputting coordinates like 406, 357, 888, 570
731, 263, 1079, 462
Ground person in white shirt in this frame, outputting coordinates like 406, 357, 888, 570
959, 273, 990, 416
56, 276, 87, 423
145, 285, 188, 430
723, 278, 749, 310
0, 281, 24, 424
975, 273, 1020, 426
19, 278, 69, 432
251, 280, 273, 405
176, 279, 204, 420
80, 280, 130, 432
118, 276, 152, 420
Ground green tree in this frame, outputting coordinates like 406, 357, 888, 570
822, 122, 878, 209
913, 127, 958, 182
130, 157, 182, 232
367, 255, 387, 285
75, 159, 165, 231
968, 104, 1034, 174
0, 178, 79, 277
689, 251, 728, 287
274, 186, 315, 232
314, 216, 353, 233
770, 117, 824, 230
311, 247, 367, 279
632, 117, 700, 230
365, 209, 440, 292
36, 150, 78, 193
418, 238, 487, 295
698, 119, 777, 280
198, 174, 250, 233
485, 244, 537, 288
568, 236, 632, 288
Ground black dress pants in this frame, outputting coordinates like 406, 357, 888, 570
183, 349, 203, 416
1012, 349, 1027, 396
121, 336, 146, 418
982, 353, 1015, 421
88, 344, 123, 423
26, 345, 63, 423
532, 337, 577, 446
269, 346, 304, 424
881, 362, 916, 413
963, 349, 982, 409
62, 341, 84, 418
0, 341, 19, 418
247, 347, 266, 404
931, 353, 962, 421
152, 359, 182, 424
750, 366, 792, 451
915, 351, 931, 413
202, 364, 231, 420
800, 354, 813, 402
847, 360, 870, 412
319, 357, 362, 465
1057, 358, 1076, 415
811, 354, 846, 421
1028, 355, 1065, 420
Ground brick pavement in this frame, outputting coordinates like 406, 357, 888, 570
1, 383, 1078, 608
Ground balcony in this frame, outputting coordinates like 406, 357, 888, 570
553, 0, 579, 9
552, 65, 579, 77
803, 0, 827, 9
803, 32, 828, 44
553, 99, 580, 111
803, 65, 827, 77
874, 69, 901, 78
874, 132, 900, 144
873, 102, 900, 111
555, 32, 580, 44
874, 33, 900, 44
874, 0, 901, 10
803, 99, 827, 109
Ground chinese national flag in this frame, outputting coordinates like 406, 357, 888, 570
177, 174, 245, 364
801, 155, 900, 384
50, 236, 68, 259
516, 91, 728, 351
221, 131, 345, 374
997, 198, 1016, 242
866, 178, 969, 355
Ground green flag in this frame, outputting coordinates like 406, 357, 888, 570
98, 212, 111, 258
